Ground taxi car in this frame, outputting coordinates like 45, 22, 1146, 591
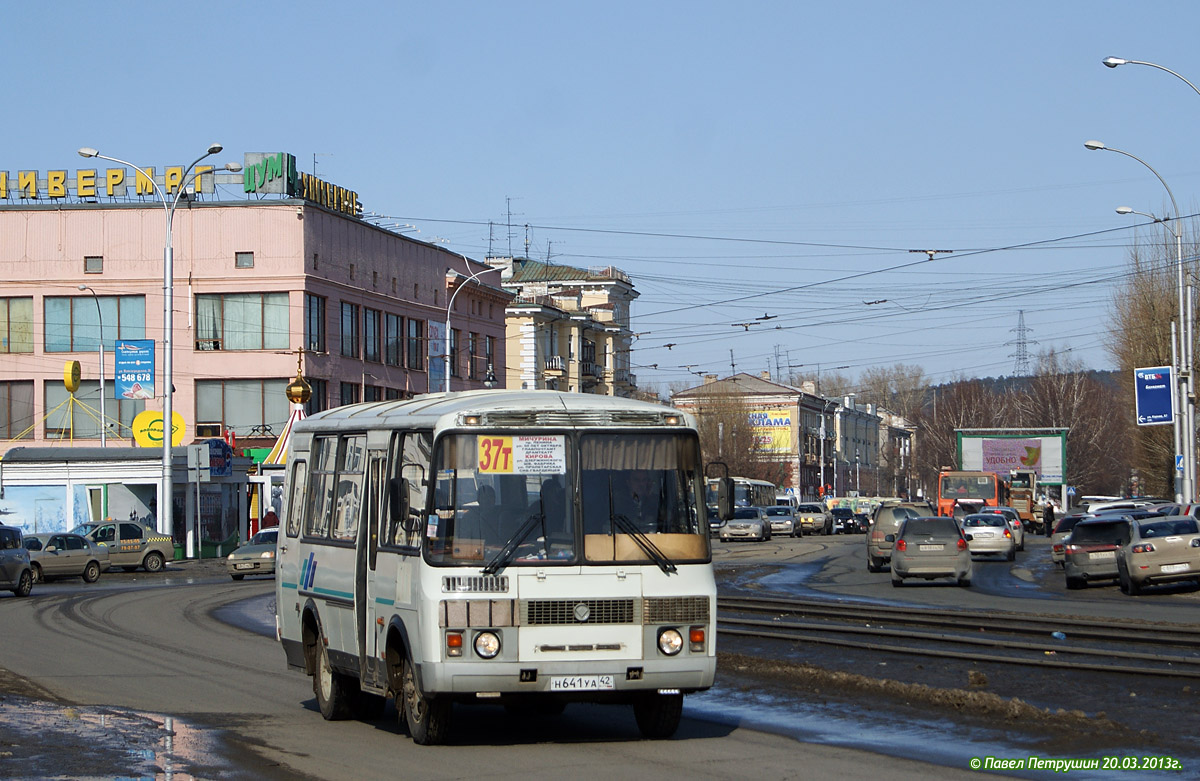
227, 528, 278, 580
23, 532, 110, 583
0, 524, 34, 597
70, 520, 173, 573
1116, 516, 1200, 595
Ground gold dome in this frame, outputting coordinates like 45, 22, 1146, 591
286, 372, 312, 404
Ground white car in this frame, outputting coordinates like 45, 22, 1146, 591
720, 508, 772, 542
960, 514, 1016, 561
980, 507, 1024, 551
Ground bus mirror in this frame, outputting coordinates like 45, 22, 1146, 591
715, 477, 734, 520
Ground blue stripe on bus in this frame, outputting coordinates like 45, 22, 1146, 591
374, 597, 395, 606
281, 581, 299, 590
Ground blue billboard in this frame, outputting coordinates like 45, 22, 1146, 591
115, 340, 155, 400
1134, 366, 1174, 426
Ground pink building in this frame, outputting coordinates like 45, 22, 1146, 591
0, 152, 510, 456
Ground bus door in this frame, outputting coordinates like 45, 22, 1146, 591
277, 459, 308, 652
358, 450, 387, 689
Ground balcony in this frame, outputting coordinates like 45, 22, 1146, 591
582, 361, 600, 378
543, 355, 566, 376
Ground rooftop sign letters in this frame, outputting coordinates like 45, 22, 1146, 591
243, 152, 360, 218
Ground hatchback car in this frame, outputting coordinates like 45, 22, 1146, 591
888, 516, 972, 587
226, 528, 278, 580
1116, 516, 1200, 595
980, 506, 1024, 551
0, 524, 33, 597
1063, 518, 1132, 590
761, 506, 798, 537
830, 507, 855, 534
867, 502, 925, 573
795, 504, 831, 535
23, 532, 109, 583
720, 507, 772, 542
960, 514, 1016, 561
1050, 513, 1092, 566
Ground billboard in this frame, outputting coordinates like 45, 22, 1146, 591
1134, 366, 1174, 426
749, 407, 792, 454
957, 432, 1067, 486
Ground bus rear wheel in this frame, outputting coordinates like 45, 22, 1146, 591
402, 658, 450, 745
633, 691, 682, 739
314, 641, 354, 720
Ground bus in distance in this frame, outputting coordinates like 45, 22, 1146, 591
937, 470, 1005, 517
276, 390, 730, 744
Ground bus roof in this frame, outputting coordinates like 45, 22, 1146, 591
293, 389, 697, 434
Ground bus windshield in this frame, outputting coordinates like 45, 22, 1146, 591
940, 474, 996, 500
427, 430, 707, 569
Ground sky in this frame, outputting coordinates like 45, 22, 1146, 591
7, 1, 1200, 395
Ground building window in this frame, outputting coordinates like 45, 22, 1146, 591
235, 251, 255, 269
0, 298, 34, 354
0, 381, 34, 439
406, 318, 425, 370
485, 335, 495, 373
194, 293, 288, 351
340, 302, 360, 358
44, 380, 143, 440
364, 385, 382, 403
305, 378, 328, 416
385, 387, 402, 400
84, 256, 103, 274
196, 378, 289, 438
364, 308, 381, 363
305, 294, 326, 353
340, 382, 360, 406
384, 313, 403, 367
45, 295, 145, 353
449, 329, 460, 377
468, 332, 479, 379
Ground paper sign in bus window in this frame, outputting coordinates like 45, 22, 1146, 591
477, 435, 566, 474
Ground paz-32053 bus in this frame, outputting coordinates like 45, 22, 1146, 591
276, 390, 730, 744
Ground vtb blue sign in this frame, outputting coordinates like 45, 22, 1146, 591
1134, 366, 1174, 426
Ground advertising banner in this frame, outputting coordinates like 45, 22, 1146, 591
427, 320, 445, 390
958, 433, 1066, 485
749, 407, 793, 454
1134, 366, 1174, 426
114, 340, 155, 400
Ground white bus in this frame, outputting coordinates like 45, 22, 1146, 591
706, 476, 776, 509
276, 390, 728, 744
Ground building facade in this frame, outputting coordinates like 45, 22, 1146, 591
488, 257, 638, 396
0, 151, 510, 457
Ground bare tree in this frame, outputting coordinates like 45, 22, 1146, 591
687, 387, 791, 487
858, 363, 928, 420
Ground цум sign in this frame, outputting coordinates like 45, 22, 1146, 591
1134, 366, 1174, 426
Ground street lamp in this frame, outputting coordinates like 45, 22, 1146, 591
77, 144, 241, 538
1086, 139, 1193, 501
443, 261, 494, 393
78, 285, 106, 447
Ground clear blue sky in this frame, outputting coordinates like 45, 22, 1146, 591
8, 2, 1200, 394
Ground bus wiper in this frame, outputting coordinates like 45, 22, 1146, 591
609, 512, 677, 576
481, 513, 546, 575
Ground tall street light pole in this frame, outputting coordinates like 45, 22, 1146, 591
77, 145, 239, 538
1085, 140, 1192, 502
78, 285, 106, 447
444, 261, 494, 393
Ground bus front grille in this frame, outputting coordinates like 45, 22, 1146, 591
521, 598, 637, 625
442, 575, 509, 593
643, 596, 710, 624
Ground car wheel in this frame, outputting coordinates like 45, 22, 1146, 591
867, 556, 884, 573
30, 563, 43, 584
231, 573, 245, 581
958, 576, 972, 588
314, 638, 355, 721
82, 561, 101, 583
890, 574, 903, 587
402, 655, 451, 744
142, 551, 165, 573
13, 569, 33, 597
1065, 576, 1084, 590
1006, 548, 1016, 562
633, 691, 683, 739
1126, 572, 1142, 596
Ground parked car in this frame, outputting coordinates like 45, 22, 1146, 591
226, 528, 279, 581
71, 520, 174, 573
830, 507, 855, 534
888, 516, 973, 587
1116, 516, 1200, 595
795, 504, 832, 535
0, 524, 34, 597
867, 502, 927, 573
960, 514, 1015, 561
761, 506, 798, 537
720, 507, 772, 542
23, 532, 109, 583
1062, 517, 1132, 590
1050, 513, 1092, 567
979, 506, 1024, 551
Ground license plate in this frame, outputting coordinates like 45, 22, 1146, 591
919, 544, 944, 551
549, 675, 615, 691
1090, 551, 1116, 561
234, 563, 255, 570
1161, 563, 1190, 574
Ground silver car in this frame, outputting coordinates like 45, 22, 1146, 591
979, 506, 1024, 551
867, 502, 926, 573
720, 507, 772, 542
226, 528, 279, 580
23, 532, 110, 583
0, 524, 33, 597
1063, 517, 1131, 590
888, 516, 972, 587
761, 506, 798, 537
960, 514, 1015, 561
1116, 516, 1200, 595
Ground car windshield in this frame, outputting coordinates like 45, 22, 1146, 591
963, 515, 1006, 528
1139, 519, 1200, 538
832, 508, 853, 518
23, 537, 43, 551
733, 508, 761, 519
900, 518, 960, 538
796, 505, 822, 513
1071, 522, 1130, 545
763, 507, 790, 516
249, 529, 278, 546
70, 523, 101, 536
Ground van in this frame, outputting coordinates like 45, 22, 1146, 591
867, 501, 933, 573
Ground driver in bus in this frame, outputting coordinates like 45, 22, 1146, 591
616, 470, 664, 531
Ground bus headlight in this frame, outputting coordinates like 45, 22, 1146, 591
474, 631, 501, 659
657, 628, 683, 656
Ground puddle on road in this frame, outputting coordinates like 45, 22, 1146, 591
0, 696, 230, 780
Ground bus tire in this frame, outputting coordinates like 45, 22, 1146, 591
314, 641, 354, 721
402, 658, 450, 744
634, 691, 682, 739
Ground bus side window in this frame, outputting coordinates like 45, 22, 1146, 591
286, 461, 307, 538
399, 431, 432, 548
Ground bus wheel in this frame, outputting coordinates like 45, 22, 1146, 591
402, 658, 450, 744
633, 691, 682, 739
314, 641, 354, 720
